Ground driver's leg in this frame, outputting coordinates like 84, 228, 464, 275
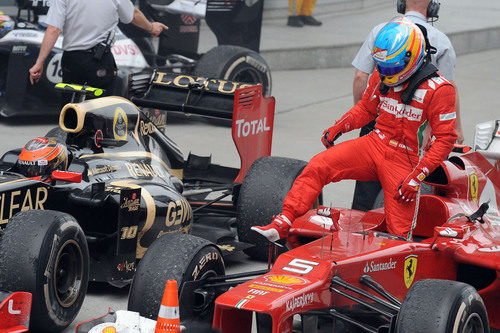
377, 148, 419, 237
252, 134, 381, 242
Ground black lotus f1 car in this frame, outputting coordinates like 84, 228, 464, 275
0, 0, 271, 117
0, 72, 278, 331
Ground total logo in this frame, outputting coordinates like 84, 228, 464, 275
235, 118, 271, 138
363, 258, 397, 273
285, 292, 314, 312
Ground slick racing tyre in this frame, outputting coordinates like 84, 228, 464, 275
194, 45, 272, 97
237, 156, 311, 261
128, 233, 225, 323
0, 210, 89, 332
396, 279, 489, 333
46, 126, 68, 143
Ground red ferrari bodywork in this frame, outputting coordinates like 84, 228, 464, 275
0, 291, 32, 333
213, 148, 500, 332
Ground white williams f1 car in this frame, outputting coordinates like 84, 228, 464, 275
0, 0, 272, 116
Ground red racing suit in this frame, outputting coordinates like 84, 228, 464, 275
282, 71, 457, 236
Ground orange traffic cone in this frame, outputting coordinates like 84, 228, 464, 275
155, 279, 181, 333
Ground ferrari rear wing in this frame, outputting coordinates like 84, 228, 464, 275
128, 71, 276, 182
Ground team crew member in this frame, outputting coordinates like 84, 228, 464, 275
252, 18, 456, 240
351, 0, 462, 212
287, 0, 322, 27
29, 0, 167, 94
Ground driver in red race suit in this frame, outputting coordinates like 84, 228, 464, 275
252, 17, 457, 241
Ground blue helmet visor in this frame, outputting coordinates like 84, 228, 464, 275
377, 62, 407, 76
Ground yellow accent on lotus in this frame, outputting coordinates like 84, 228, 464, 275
55, 83, 103, 97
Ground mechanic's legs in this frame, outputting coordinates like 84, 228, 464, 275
61, 51, 117, 105
298, 0, 321, 26
252, 135, 380, 242
288, 0, 305, 27
352, 120, 382, 211
377, 149, 419, 237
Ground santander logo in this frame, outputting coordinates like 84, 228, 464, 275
379, 97, 423, 121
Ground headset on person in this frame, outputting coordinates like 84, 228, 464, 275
397, 0, 440, 21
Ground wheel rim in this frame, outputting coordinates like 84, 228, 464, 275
53, 239, 84, 308
231, 67, 263, 88
192, 270, 218, 313
463, 313, 485, 333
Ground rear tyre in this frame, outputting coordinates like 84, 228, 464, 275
194, 45, 272, 97
236, 156, 309, 261
128, 233, 225, 323
0, 210, 89, 332
396, 279, 489, 333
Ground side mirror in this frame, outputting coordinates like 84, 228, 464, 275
52, 170, 82, 183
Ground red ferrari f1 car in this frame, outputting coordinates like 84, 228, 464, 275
129, 120, 500, 333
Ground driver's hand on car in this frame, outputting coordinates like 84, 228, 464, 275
394, 168, 429, 203
29, 61, 44, 84
148, 22, 168, 37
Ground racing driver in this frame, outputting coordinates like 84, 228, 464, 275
252, 17, 457, 241
14, 137, 68, 181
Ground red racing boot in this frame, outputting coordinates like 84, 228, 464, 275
251, 214, 292, 242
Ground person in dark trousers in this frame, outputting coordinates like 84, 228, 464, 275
350, 0, 462, 212
288, 0, 322, 27
29, 0, 167, 96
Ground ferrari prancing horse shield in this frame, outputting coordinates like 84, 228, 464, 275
404, 255, 418, 288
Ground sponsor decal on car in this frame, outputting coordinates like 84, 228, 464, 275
263, 275, 308, 286
248, 289, 269, 296
165, 199, 192, 228
113, 108, 128, 140
251, 281, 293, 291
88, 165, 119, 176
404, 255, 418, 288
117, 260, 135, 272
153, 72, 253, 95
235, 295, 254, 309
363, 258, 397, 273
234, 118, 270, 138
470, 173, 479, 203
125, 161, 168, 179
0, 187, 49, 226
120, 196, 140, 212
285, 292, 314, 312
248, 284, 284, 293
140, 120, 156, 136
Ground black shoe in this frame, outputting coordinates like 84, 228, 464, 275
287, 16, 304, 27
300, 15, 322, 26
